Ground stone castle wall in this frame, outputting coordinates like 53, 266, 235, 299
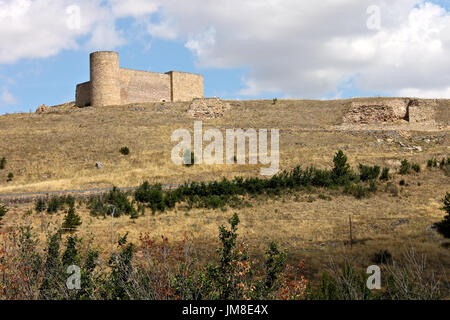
168, 71, 204, 102
75, 82, 91, 107
90, 51, 121, 107
75, 51, 204, 107
120, 68, 171, 104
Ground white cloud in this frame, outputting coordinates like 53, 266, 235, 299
1, 0, 449, 99
0, 0, 129, 63
398, 87, 450, 98
109, 0, 159, 18
0, 86, 17, 106
147, 20, 178, 40
147, 0, 450, 98
85, 21, 126, 51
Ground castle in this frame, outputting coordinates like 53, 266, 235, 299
75, 51, 204, 107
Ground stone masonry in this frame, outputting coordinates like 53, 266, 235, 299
76, 51, 204, 107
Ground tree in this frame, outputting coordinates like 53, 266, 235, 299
435, 193, 450, 238
62, 204, 82, 233
0, 203, 8, 221
332, 150, 352, 184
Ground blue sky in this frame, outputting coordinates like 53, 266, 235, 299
0, 0, 449, 114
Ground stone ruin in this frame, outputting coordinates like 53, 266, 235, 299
187, 98, 231, 119
343, 98, 437, 124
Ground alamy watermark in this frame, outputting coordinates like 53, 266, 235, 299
66, 264, 81, 290
366, 265, 381, 290
367, 5, 381, 30
66, 4, 81, 30
171, 121, 279, 176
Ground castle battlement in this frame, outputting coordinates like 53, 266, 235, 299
76, 51, 204, 107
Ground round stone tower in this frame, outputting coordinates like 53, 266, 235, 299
90, 51, 121, 107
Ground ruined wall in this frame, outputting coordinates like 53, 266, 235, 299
90, 51, 121, 107
168, 71, 204, 102
343, 99, 408, 124
75, 81, 91, 107
435, 100, 450, 125
407, 99, 436, 123
119, 68, 171, 104
342, 98, 444, 125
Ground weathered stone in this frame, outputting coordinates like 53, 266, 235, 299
76, 51, 204, 107
36, 104, 50, 114
342, 98, 437, 124
343, 99, 408, 124
95, 162, 104, 169
187, 98, 231, 119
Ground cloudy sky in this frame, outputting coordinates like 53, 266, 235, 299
0, 0, 449, 114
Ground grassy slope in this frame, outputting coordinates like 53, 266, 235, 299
0, 98, 448, 194
0, 97, 449, 285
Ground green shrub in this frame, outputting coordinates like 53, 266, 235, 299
344, 183, 369, 199
130, 209, 140, 219
380, 167, 390, 181
435, 193, 450, 238
38, 231, 63, 299
202, 195, 226, 209
132, 150, 381, 215
412, 163, 421, 173
44, 195, 76, 214
0, 157, 6, 170
272, 98, 278, 105
0, 203, 8, 221
431, 158, 438, 168
7, 172, 13, 181
368, 180, 378, 193
439, 158, 447, 169
120, 147, 130, 155
332, 150, 353, 184
263, 241, 287, 294
359, 164, 380, 182
135, 182, 165, 213
399, 159, 411, 175
88, 187, 137, 218
399, 179, 406, 186
62, 204, 82, 233
47, 197, 63, 214
104, 235, 135, 300
164, 190, 179, 210
35, 199, 46, 213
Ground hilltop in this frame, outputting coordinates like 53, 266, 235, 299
0, 98, 448, 194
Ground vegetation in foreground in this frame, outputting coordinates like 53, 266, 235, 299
0, 150, 448, 300
0, 209, 446, 300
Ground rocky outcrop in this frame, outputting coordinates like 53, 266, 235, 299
187, 98, 231, 119
343, 98, 436, 124
343, 99, 408, 124
35, 104, 50, 114
407, 99, 437, 123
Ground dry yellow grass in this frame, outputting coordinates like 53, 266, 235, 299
0, 98, 448, 194
0, 98, 449, 283
2, 169, 449, 281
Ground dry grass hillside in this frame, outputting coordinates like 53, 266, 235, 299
0, 98, 449, 287
0, 98, 448, 194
